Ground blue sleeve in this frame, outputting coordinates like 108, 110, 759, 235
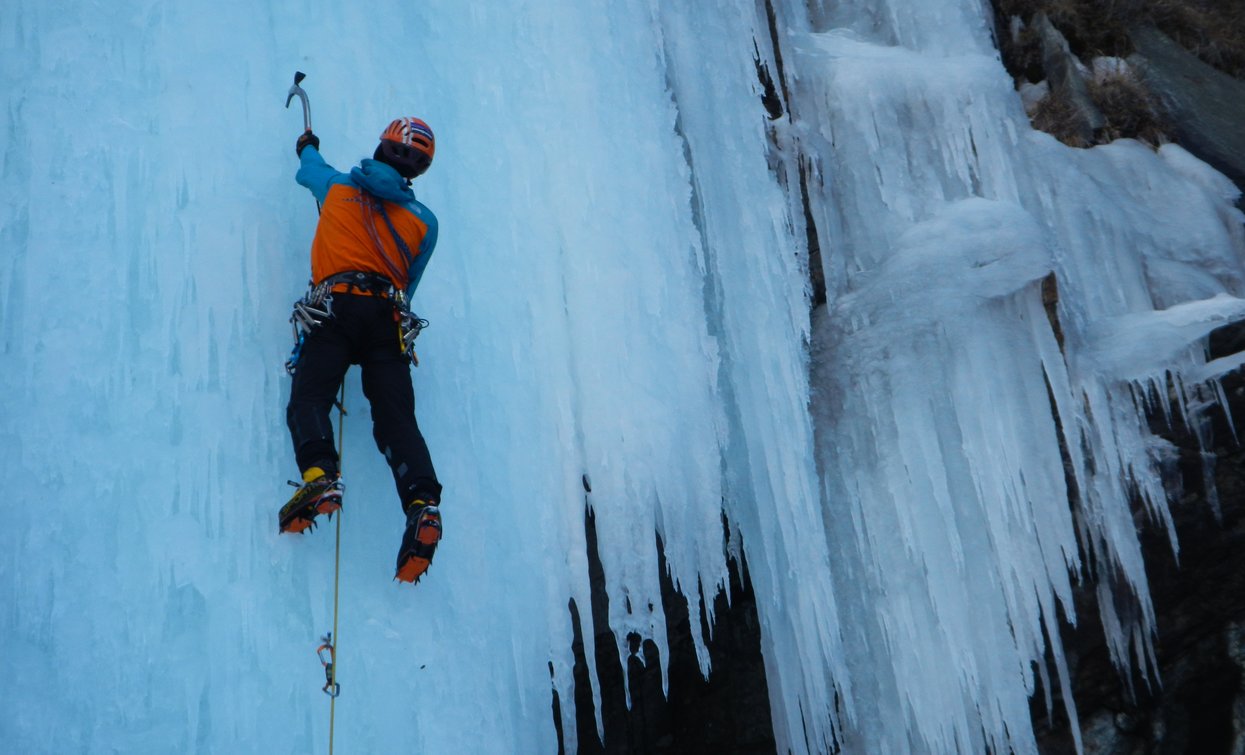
295, 147, 341, 205
407, 206, 439, 297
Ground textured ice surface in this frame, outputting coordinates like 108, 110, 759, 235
789, 3, 1245, 753
3, 1, 1244, 754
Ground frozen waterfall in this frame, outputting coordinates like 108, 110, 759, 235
3, 0, 1243, 753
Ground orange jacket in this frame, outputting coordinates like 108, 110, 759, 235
296, 147, 438, 296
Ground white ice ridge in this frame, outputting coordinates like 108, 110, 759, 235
1083, 294, 1245, 380
839, 198, 1053, 325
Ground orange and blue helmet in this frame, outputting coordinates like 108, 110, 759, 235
376, 117, 435, 179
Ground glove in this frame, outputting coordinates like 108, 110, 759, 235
296, 131, 320, 157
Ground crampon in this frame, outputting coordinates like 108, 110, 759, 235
395, 504, 441, 583
279, 475, 344, 534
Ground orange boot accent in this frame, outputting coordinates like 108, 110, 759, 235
395, 506, 441, 584
278, 475, 344, 534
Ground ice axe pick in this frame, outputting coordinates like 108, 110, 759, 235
286, 71, 312, 132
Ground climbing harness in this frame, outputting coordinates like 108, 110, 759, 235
284, 271, 428, 374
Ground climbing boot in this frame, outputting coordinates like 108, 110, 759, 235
279, 468, 344, 534
395, 500, 442, 583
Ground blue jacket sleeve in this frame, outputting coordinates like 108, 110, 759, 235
407, 206, 439, 296
295, 147, 341, 205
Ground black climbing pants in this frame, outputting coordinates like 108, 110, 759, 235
287, 293, 441, 509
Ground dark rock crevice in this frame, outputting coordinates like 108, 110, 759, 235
558, 507, 776, 754
1036, 328, 1245, 754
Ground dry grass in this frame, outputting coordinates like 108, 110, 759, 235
1029, 91, 1093, 147
991, 0, 1245, 78
993, 0, 1143, 63
1026, 70, 1171, 149
1088, 71, 1170, 146
1146, 0, 1245, 77
991, 0, 1238, 148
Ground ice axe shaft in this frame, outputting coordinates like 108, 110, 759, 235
285, 71, 321, 214
286, 71, 312, 132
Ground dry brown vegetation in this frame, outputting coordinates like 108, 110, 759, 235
1022, 68, 1170, 148
1029, 90, 1092, 147
991, 0, 1241, 148
992, 0, 1245, 78
1087, 70, 1171, 145
1143, 0, 1245, 77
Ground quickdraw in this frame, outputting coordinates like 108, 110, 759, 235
317, 632, 341, 698
285, 281, 334, 375
393, 288, 429, 364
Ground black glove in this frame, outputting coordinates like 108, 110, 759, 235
296, 131, 320, 157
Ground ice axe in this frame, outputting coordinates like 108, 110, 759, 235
286, 71, 312, 132
285, 71, 320, 213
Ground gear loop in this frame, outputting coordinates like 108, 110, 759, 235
285, 279, 336, 375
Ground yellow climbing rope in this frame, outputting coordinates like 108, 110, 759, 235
326, 380, 347, 754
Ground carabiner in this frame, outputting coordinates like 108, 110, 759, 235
316, 633, 340, 698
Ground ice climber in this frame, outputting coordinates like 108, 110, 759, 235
278, 117, 443, 585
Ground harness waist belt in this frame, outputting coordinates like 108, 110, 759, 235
320, 271, 397, 298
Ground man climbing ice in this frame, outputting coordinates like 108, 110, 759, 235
278, 117, 443, 585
